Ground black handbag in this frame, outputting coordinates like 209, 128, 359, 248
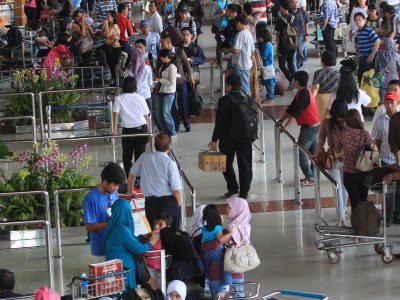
135, 254, 151, 285
189, 88, 204, 117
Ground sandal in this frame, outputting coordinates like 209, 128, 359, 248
300, 178, 308, 183
300, 179, 315, 187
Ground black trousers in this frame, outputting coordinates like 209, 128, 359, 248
343, 172, 369, 211
24, 6, 38, 26
105, 46, 121, 81
122, 126, 148, 177
120, 41, 131, 68
357, 56, 375, 87
322, 25, 336, 55
145, 196, 181, 231
219, 138, 253, 198
278, 49, 296, 82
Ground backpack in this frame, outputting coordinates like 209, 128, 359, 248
228, 94, 258, 143
161, 26, 184, 47
279, 15, 299, 50
6, 25, 22, 48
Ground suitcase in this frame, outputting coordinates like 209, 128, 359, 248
161, 26, 184, 47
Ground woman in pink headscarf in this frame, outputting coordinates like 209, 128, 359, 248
124, 48, 153, 111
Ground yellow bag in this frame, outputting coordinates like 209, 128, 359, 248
360, 69, 380, 108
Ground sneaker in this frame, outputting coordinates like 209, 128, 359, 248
171, 135, 177, 139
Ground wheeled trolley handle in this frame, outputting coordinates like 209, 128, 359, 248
262, 290, 328, 299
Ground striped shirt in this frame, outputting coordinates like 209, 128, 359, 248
248, 0, 269, 23
312, 67, 340, 93
371, 112, 396, 164
357, 25, 378, 57
95, 0, 117, 23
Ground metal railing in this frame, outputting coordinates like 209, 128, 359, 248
0, 190, 53, 288
0, 92, 37, 144
246, 91, 339, 211
169, 149, 196, 230
53, 187, 94, 258
209, 60, 226, 104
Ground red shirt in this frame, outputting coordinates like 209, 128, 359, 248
117, 13, 134, 41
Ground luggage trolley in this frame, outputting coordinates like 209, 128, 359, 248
262, 290, 327, 299
314, 182, 395, 264
217, 282, 260, 300
68, 267, 130, 300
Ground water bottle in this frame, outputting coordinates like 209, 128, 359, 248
81, 273, 89, 297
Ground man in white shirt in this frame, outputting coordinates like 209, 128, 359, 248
222, 15, 254, 95
136, 19, 160, 62
149, 1, 164, 35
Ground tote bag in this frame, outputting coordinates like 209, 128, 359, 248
355, 132, 380, 172
261, 64, 275, 80
224, 224, 260, 273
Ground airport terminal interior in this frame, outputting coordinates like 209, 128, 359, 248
0, 1, 400, 299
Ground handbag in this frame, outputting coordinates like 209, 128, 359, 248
356, 135, 380, 172
135, 254, 151, 285
223, 224, 260, 273
261, 64, 275, 80
315, 148, 334, 170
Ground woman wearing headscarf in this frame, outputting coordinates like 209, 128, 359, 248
189, 205, 206, 237
167, 280, 187, 299
375, 38, 400, 102
125, 48, 153, 111
201, 197, 251, 299
105, 199, 158, 288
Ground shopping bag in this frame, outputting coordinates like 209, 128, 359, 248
274, 70, 286, 96
360, 69, 379, 108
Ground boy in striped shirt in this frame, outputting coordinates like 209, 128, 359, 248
354, 12, 380, 85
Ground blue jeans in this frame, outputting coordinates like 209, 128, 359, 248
208, 277, 244, 299
297, 124, 319, 179
293, 35, 304, 70
328, 160, 348, 222
379, 87, 388, 104
154, 93, 176, 136
263, 78, 276, 100
234, 67, 251, 95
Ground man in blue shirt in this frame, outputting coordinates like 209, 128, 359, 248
127, 133, 183, 231
320, 0, 338, 58
354, 12, 380, 85
84, 162, 126, 261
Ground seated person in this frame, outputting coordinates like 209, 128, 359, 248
0, 269, 23, 299
36, 29, 54, 58
105, 199, 159, 288
42, 34, 72, 69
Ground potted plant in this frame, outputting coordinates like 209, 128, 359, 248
1, 65, 81, 132
0, 141, 93, 232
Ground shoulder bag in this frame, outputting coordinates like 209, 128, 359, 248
355, 131, 380, 172
223, 224, 260, 273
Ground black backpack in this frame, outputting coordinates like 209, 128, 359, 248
160, 228, 198, 262
228, 94, 258, 143
279, 15, 299, 50
6, 26, 22, 48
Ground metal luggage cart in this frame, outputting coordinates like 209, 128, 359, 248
217, 282, 260, 300
314, 182, 395, 264
68, 267, 130, 300
262, 290, 327, 299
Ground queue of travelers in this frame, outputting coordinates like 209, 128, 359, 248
3, 0, 400, 299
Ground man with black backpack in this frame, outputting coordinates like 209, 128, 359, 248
208, 75, 258, 199
275, 0, 299, 87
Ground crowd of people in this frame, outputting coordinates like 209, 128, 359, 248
3, 0, 400, 299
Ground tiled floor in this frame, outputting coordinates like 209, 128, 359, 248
0, 13, 399, 299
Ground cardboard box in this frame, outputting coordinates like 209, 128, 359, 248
89, 259, 124, 296
198, 151, 227, 172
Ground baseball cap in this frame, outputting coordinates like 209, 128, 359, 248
384, 91, 398, 101
179, 5, 189, 12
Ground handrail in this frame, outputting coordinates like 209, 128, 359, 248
0, 220, 53, 290
209, 60, 226, 104
169, 149, 196, 229
243, 90, 339, 207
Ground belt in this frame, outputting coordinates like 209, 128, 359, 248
145, 195, 173, 200
123, 125, 147, 130
301, 123, 320, 128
